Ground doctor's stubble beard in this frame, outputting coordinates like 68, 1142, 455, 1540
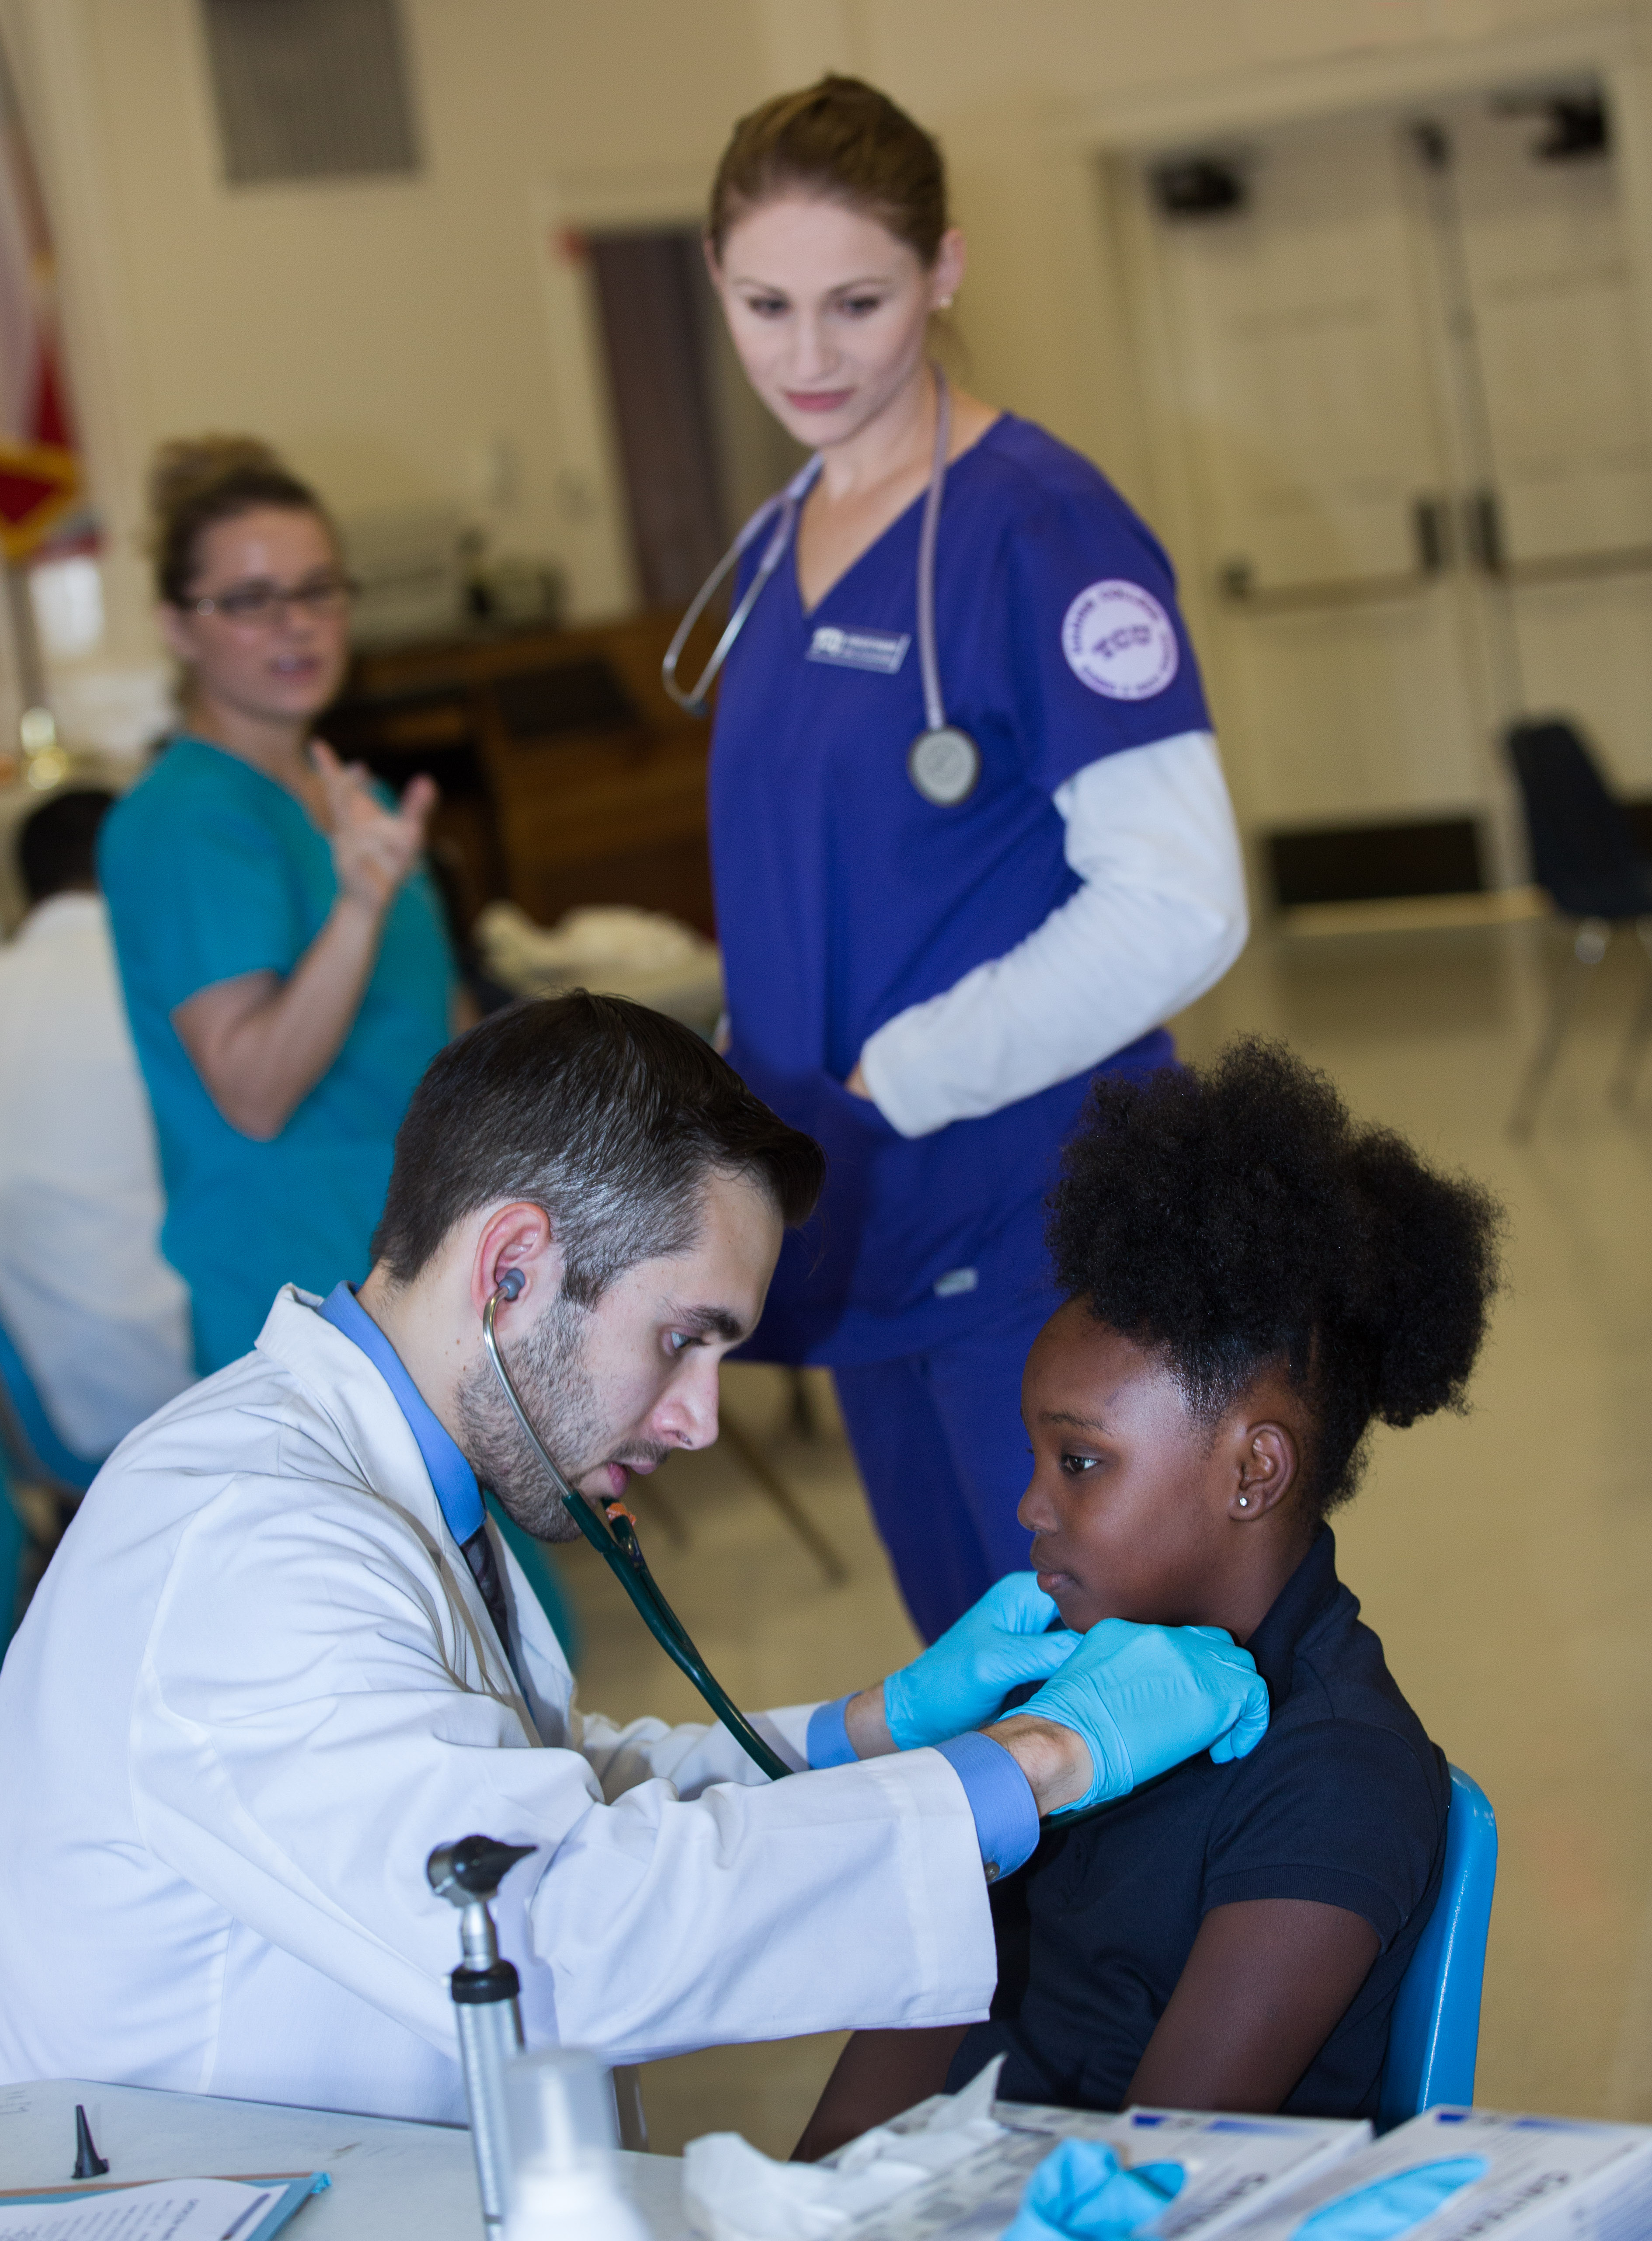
455, 1289, 671, 1542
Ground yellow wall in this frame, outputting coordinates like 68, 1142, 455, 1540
2, 0, 1641, 708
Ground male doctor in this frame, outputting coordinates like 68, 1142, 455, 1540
0, 994, 1267, 2121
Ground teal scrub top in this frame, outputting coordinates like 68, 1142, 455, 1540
100, 735, 457, 1373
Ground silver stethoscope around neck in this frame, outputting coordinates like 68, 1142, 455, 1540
661, 364, 982, 808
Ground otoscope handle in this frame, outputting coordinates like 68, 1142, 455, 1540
454, 1980, 524, 2235
431, 1835, 531, 2238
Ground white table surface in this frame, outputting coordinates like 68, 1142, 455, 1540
0, 2078, 692, 2240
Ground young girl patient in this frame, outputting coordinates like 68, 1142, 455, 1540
798, 1039, 1501, 2153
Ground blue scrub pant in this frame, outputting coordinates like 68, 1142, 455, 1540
833, 1289, 1057, 1644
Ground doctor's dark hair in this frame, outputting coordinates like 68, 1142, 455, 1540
1046, 1039, 1503, 1518
148, 435, 333, 604
371, 992, 826, 1302
708, 75, 948, 263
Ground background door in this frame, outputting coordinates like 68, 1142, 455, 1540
1436, 87, 1652, 791
1135, 79, 1652, 905
586, 229, 806, 609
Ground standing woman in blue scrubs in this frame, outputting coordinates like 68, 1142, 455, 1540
101, 439, 460, 1373
701, 80, 1249, 1640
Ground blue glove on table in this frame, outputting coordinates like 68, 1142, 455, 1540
883, 1573, 1082, 1750
1021, 1616, 1271, 1813
1291, 2158, 1486, 2239
1003, 2140, 1183, 2241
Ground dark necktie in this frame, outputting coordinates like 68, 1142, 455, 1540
460, 1516, 520, 1685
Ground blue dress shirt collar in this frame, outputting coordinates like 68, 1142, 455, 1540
319, 1281, 485, 1546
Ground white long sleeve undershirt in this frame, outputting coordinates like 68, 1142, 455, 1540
856, 731, 1249, 1140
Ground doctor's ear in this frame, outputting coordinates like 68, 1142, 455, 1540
471, 1202, 561, 1320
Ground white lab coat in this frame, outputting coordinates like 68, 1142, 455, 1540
0, 1289, 994, 2121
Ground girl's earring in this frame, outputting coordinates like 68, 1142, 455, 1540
1237, 1496, 1250, 1508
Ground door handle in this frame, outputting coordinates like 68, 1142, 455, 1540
1464, 487, 1504, 573
1413, 495, 1451, 573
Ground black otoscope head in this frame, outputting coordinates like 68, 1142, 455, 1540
427, 1834, 536, 1906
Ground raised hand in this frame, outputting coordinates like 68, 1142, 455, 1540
312, 738, 437, 914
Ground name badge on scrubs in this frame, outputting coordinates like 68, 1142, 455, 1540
807, 625, 910, 674
908, 726, 981, 807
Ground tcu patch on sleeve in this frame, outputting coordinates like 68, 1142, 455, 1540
1061, 580, 1180, 701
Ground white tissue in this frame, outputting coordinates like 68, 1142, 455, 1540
476, 901, 709, 976
473, 902, 723, 1029
682, 2061, 1006, 2241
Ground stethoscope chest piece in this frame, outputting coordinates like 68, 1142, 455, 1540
908, 725, 981, 806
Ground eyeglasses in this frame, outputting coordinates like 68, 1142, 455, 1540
187, 573, 360, 624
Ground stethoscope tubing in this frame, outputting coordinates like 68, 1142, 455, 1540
480, 1292, 793, 1783
661, 364, 956, 729
914, 366, 952, 737
661, 454, 822, 716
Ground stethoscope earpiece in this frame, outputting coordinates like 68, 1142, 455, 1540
494, 1269, 525, 1302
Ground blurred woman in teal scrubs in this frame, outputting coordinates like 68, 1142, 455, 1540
101, 438, 463, 1373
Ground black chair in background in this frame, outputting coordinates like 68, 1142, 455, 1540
1505, 718, 1652, 1140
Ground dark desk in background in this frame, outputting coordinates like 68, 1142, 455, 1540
325, 611, 715, 938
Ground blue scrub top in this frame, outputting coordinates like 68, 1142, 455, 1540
709, 414, 1210, 1365
100, 735, 456, 1373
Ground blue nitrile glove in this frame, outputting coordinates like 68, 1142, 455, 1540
1021, 1617, 1271, 1814
1003, 2140, 1184, 2241
1291, 2158, 1487, 2240
883, 1573, 1083, 1750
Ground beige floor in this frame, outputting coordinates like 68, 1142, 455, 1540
553, 914, 1652, 2155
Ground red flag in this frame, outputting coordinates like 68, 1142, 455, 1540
0, 25, 83, 562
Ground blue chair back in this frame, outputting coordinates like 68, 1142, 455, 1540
0, 1317, 103, 1498
1377, 1765, 1498, 2130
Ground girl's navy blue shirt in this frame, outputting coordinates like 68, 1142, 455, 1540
951, 1529, 1449, 2119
